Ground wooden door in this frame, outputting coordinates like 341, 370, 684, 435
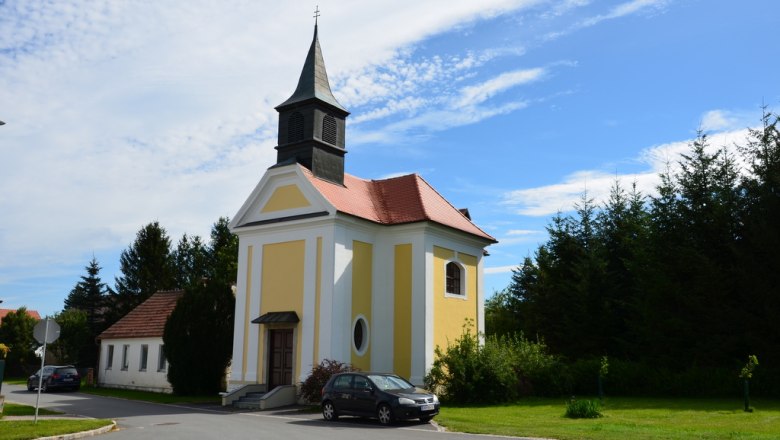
268, 329, 294, 389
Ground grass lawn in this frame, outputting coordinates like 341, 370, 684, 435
1, 403, 113, 440
79, 385, 220, 404
437, 397, 780, 440
1, 403, 61, 417
0, 420, 113, 440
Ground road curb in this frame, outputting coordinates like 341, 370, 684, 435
34, 420, 116, 440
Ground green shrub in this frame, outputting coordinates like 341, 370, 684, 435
299, 359, 356, 403
565, 397, 602, 418
424, 324, 563, 403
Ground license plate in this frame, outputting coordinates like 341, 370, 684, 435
421, 404, 434, 411
63, 378, 73, 382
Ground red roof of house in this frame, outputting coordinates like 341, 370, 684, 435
302, 166, 496, 243
0, 308, 41, 324
97, 290, 183, 340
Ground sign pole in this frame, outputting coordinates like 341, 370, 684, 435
31, 317, 60, 424
34, 318, 50, 423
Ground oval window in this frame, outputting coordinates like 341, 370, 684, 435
352, 316, 368, 355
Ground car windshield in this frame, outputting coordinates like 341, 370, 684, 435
368, 375, 414, 391
57, 368, 78, 375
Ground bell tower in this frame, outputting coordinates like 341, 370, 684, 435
274, 19, 349, 185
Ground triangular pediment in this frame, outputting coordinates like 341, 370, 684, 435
230, 164, 334, 230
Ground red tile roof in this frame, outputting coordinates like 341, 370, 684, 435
302, 166, 496, 242
98, 290, 183, 340
0, 308, 41, 324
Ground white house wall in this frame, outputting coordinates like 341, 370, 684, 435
98, 337, 172, 393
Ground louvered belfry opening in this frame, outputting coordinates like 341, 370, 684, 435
322, 114, 337, 145
288, 112, 304, 143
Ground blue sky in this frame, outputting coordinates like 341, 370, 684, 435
1, 1, 777, 317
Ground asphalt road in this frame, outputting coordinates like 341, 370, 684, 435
2, 383, 536, 439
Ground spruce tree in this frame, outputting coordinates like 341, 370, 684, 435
63, 257, 112, 367
172, 234, 209, 289
207, 217, 238, 284
110, 221, 175, 323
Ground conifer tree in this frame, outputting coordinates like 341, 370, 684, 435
63, 257, 112, 367
110, 221, 175, 323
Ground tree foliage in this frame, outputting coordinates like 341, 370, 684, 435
163, 280, 235, 395
0, 307, 39, 375
63, 257, 112, 368
49, 309, 90, 366
490, 110, 780, 396
111, 221, 176, 324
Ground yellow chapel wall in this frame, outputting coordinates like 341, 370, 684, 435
258, 240, 306, 383
393, 243, 413, 379
261, 184, 311, 213
433, 245, 478, 353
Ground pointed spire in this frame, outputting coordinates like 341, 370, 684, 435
276, 23, 347, 113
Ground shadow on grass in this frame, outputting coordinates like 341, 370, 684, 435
442, 396, 780, 412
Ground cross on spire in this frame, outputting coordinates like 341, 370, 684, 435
313, 6, 320, 25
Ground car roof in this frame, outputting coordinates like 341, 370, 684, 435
335, 372, 400, 377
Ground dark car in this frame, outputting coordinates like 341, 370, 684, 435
321, 372, 439, 425
27, 365, 81, 392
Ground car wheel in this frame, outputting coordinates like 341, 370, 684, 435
27, 381, 34, 392
41, 381, 48, 392
322, 401, 338, 421
377, 403, 394, 425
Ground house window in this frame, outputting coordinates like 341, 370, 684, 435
288, 112, 304, 142
446, 262, 463, 295
322, 114, 337, 144
139, 344, 148, 371
106, 345, 114, 369
158, 345, 167, 372
121, 344, 130, 370
352, 316, 369, 356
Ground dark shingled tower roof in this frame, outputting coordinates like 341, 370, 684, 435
276, 24, 347, 113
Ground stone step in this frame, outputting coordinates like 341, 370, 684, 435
233, 400, 262, 410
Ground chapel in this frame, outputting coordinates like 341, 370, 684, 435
227, 22, 496, 398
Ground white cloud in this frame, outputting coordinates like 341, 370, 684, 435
507, 229, 539, 235
485, 265, 519, 275
541, 0, 669, 41
1, 0, 552, 312
701, 109, 755, 132
457, 68, 545, 107
502, 126, 753, 217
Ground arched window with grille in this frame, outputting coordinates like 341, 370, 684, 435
446, 262, 463, 295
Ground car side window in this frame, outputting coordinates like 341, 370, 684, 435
354, 375, 371, 391
333, 375, 352, 390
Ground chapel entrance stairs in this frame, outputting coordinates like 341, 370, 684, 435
221, 384, 298, 410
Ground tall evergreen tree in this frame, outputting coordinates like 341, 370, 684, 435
172, 234, 209, 289
110, 221, 175, 324
737, 109, 780, 366
207, 217, 238, 284
63, 257, 112, 368
595, 181, 648, 359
